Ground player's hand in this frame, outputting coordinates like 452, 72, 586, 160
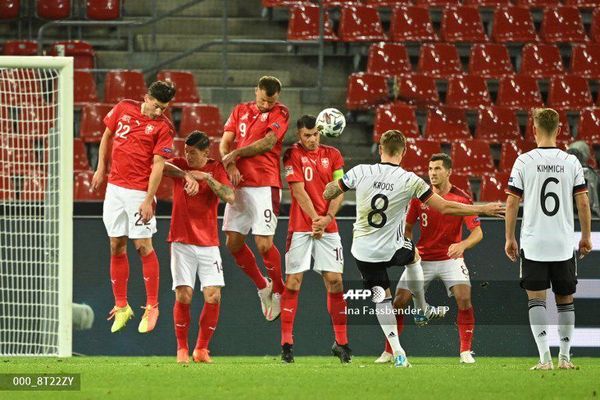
481, 202, 505, 218
139, 199, 154, 224
447, 243, 466, 259
226, 164, 243, 186
312, 229, 324, 240
91, 170, 106, 192
312, 215, 332, 233
504, 238, 519, 262
221, 150, 238, 168
578, 237, 592, 259
183, 174, 200, 196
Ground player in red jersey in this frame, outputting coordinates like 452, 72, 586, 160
375, 153, 483, 364
280, 115, 351, 363
219, 76, 289, 321
163, 131, 235, 364
91, 81, 176, 334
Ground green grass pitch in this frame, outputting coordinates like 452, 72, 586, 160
1, 356, 598, 400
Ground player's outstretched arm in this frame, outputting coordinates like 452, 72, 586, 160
221, 131, 277, 166
448, 226, 483, 259
575, 192, 592, 258
425, 193, 505, 217
504, 194, 520, 262
323, 180, 344, 200
91, 128, 113, 191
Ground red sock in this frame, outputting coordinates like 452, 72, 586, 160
262, 246, 284, 294
457, 307, 475, 353
384, 314, 404, 354
233, 244, 268, 290
281, 288, 299, 345
327, 292, 348, 345
110, 253, 129, 307
196, 302, 220, 350
173, 301, 190, 350
141, 251, 160, 306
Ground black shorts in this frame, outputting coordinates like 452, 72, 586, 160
520, 250, 578, 296
355, 240, 416, 291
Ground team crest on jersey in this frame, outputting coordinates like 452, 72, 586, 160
420, 203, 430, 210
145, 125, 155, 135
321, 158, 330, 168
122, 114, 131, 123
240, 112, 249, 121
285, 166, 294, 176
260, 113, 268, 122
301, 156, 309, 164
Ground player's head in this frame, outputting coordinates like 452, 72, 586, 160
532, 108, 560, 143
428, 153, 452, 188
296, 114, 319, 151
379, 130, 406, 160
184, 130, 210, 168
255, 76, 281, 113
143, 81, 176, 119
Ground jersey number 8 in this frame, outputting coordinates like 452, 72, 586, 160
368, 194, 389, 228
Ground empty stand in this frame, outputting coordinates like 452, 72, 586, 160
156, 70, 200, 105
446, 75, 492, 110
79, 103, 112, 142
390, 6, 438, 42
373, 103, 419, 143
287, 5, 338, 41
519, 43, 564, 78
74, 170, 105, 201
86, 0, 121, 20
570, 44, 600, 79
451, 140, 496, 175
396, 74, 439, 106
515, 0, 560, 6
2, 40, 37, 55
104, 70, 147, 104
492, 7, 538, 43
424, 107, 471, 142
74, 70, 98, 106
540, 6, 587, 43
450, 174, 473, 198
48, 41, 95, 70
577, 108, 600, 144
179, 104, 222, 138
365, 0, 413, 6
563, 0, 600, 7
463, 0, 511, 5
496, 76, 544, 110
36, 0, 71, 20
0, 0, 20, 20
441, 6, 487, 42
499, 140, 536, 172
468, 43, 514, 79
20, 171, 46, 201
346, 73, 388, 110
418, 43, 463, 78
593, 9, 600, 43
338, 6, 386, 42
367, 43, 411, 76
475, 107, 521, 143
548, 75, 593, 110
73, 138, 90, 171
402, 139, 441, 175
479, 173, 511, 202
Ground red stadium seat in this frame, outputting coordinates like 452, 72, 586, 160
373, 103, 419, 143
366, 43, 411, 76
0, 167, 15, 200
496, 76, 543, 110
463, 0, 511, 6
492, 7, 538, 43
450, 174, 473, 198
417, 43, 463, 79
73, 138, 90, 171
1, 40, 37, 55
338, 6, 386, 42
499, 140, 536, 172
441, 6, 488, 43
366, 0, 413, 6
173, 138, 185, 157
156, 176, 174, 202
287, 5, 338, 41
208, 138, 222, 161
468, 43, 514, 79
0, 136, 39, 173
540, 7, 588, 43
0, 69, 47, 106
104, 70, 147, 104
515, 0, 560, 6
79, 103, 112, 143
179, 104, 222, 138
480, 173, 511, 202
578, 108, 600, 144
446, 75, 492, 110
519, 44, 564, 78
475, 106, 521, 143
524, 109, 572, 142
20, 171, 46, 201
156, 70, 200, 105
451, 140, 495, 175
86, 0, 121, 20
74, 70, 98, 106
563, 0, 600, 7
548, 75, 593, 110
424, 107, 471, 142
390, 6, 438, 42
346, 73, 389, 111
48, 41, 95, 70
0, 0, 20, 20
36, 0, 71, 20
593, 9, 600, 43
402, 139, 441, 175
396, 74, 439, 107
74, 170, 105, 201
262, 0, 308, 6
570, 44, 600, 79
414, 0, 457, 6
17, 101, 56, 139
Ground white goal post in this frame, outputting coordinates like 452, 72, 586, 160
0, 56, 73, 357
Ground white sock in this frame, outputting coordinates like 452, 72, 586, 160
557, 302, 575, 360
405, 260, 427, 314
376, 298, 405, 356
528, 299, 551, 363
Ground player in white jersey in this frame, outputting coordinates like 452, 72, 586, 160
505, 108, 592, 371
324, 130, 504, 368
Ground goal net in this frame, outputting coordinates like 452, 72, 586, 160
0, 57, 73, 356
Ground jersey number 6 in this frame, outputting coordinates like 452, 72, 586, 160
540, 177, 560, 217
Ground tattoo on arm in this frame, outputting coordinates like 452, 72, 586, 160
206, 176, 234, 203
236, 132, 277, 158
324, 181, 343, 200
163, 162, 187, 178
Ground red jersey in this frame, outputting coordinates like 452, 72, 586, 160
223, 101, 289, 188
103, 100, 175, 191
167, 157, 232, 247
406, 185, 481, 261
283, 143, 344, 233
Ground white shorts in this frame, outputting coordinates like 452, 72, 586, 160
222, 186, 280, 236
102, 183, 157, 239
170, 242, 225, 290
396, 258, 471, 297
285, 232, 344, 275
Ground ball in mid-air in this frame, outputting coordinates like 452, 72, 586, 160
316, 108, 346, 138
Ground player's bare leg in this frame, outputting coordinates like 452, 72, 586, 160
133, 238, 160, 333
256, 235, 284, 320
452, 284, 475, 364
174, 286, 193, 364
323, 272, 351, 363
527, 290, 553, 370
281, 272, 303, 363
555, 293, 576, 369
376, 288, 410, 363
107, 236, 134, 333
193, 286, 221, 364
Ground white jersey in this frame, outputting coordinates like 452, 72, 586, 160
507, 147, 587, 262
341, 163, 433, 262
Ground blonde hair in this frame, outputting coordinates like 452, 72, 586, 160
380, 130, 406, 156
533, 108, 560, 135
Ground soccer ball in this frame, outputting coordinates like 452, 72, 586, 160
316, 108, 346, 138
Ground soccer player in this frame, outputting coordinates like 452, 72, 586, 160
91, 81, 176, 334
376, 153, 482, 364
324, 130, 504, 367
163, 131, 235, 364
505, 108, 592, 370
220, 76, 289, 321
280, 115, 350, 364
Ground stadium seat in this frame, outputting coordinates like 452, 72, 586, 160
0, 136, 39, 173
451, 140, 496, 175
414, 0, 457, 6
417, 43, 463, 79
366, 43, 411, 76
48, 41, 95, 70
499, 140, 536, 172
20, 171, 46, 201
1, 69, 46, 106
86, 0, 121, 20
548, 75, 593, 110
593, 8, 600, 43
390, 6, 438, 42
0, 0, 20, 20
156, 70, 200, 105
74, 70, 98, 106
446, 75, 492, 110
540, 7, 587, 43
577, 108, 600, 144
173, 138, 185, 157
262, 0, 308, 6
515, 0, 560, 6
491, 7, 538, 43
563, 0, 600, 7
287, 5, 338, 41
402, 139, 441, 175
468, 43, 514, 79
208, 138, 222, 161
0, 168, 15, 200
17, 101, 56, 139
373, 103, 419, 143
338, 6, 386, 42
479, 173, 511, 202
475, 107, 521, 143
463, 0, 511, 6
73, 138, 90, 171
570, 44, 600, 79
396, 74, 440, 107
519, 44, 564, 78
1, 40, 37, 55
346, 73, 389, 110
424, 107, 471, 142
496, 76, 544, 110
156, 176, 174, 202
441, 6, 488, 43
365, 0, 413, 6
74, 170, 105, 201
179, 104, 222, 138
104, 70, 147, 104
524, 109, 572, 142
36, 0, 71, 20
450, 174, 473, 198
79, 103, 112, 142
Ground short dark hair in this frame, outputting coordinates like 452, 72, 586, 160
430, 153, 452, 169
148, 80, 176, 103
185, 130, 210, 150
258, 76, 282, 97
297, 114, 316, 130
380, 130, 406, 156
